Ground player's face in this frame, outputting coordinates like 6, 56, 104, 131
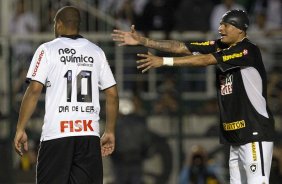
218, 23, 243, 45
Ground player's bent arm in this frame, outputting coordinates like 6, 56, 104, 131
16, 81, 43, 131
103, 85, 119, 134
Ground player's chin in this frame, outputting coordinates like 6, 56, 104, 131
103, 152, 112, 157
220, 37, 226, 42
220, 37, 230, 45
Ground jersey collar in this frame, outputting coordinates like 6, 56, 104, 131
60, 35, 83, 39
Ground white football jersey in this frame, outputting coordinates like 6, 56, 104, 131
26, 36, 116, 141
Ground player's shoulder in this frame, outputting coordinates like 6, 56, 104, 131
85, 39, 104, 52
240, 38, 259, 51
86, 40, 107, 60
244, 38, 258, 48
40, 38, 61, 49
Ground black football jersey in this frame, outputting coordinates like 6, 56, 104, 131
186, 38, 275, 145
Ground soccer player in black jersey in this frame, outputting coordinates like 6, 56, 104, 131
112, 10, 275, 184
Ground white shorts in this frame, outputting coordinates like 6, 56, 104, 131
229, 141, 273, 184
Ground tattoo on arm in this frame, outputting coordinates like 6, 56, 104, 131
140, 37, 190, 54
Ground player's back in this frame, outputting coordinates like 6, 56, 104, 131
27, 36, 116, 141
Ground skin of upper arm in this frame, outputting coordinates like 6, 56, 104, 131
200, 54, 217, 66
103, 85, 119, 132
174, 54, 217, 67
104, 85, 118, 99
28, 81, 44, 95
145, 39, 191, 55
16, 81, 43, 129
177, 42, 191, 54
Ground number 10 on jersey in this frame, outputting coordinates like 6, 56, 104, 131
64, 70, 92, 102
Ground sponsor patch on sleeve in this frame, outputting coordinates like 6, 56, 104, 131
32, 50, 45, 77
222, 49, 248, 62
190, 41, 215, 46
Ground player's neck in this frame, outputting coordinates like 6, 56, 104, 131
60, 28, 79, 36
60, 35, 83, 39
230, 35, 247, 47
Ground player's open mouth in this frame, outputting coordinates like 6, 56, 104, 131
220, 33, 227, 38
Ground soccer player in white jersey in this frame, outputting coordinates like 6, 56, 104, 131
14, 6, 119, 184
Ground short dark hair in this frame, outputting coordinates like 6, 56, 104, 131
55, 6, 81, 30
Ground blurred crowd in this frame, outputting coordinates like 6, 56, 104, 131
99, 0, 282, 35
6, 0, 282, 33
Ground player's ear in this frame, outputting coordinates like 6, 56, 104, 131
57, 20, 63, 27
56, 20, 65, 33
239, 27, 245, 34
237, 28, 243, 35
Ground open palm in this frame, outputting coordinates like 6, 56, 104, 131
112, 25, 141, 46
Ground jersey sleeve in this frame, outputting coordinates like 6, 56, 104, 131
185, 40, 218, 54
212, 42, 255, 72
26, 44, 49, 85
98, 51, 116, 90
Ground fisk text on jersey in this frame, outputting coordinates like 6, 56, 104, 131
60, 119, 94, 133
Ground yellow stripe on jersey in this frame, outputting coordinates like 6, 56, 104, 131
252, 142, 257, 161
190, 41, 215, 46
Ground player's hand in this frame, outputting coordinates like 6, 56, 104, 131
112, 25, 141, 46
100, 132, 115, 157
137, 52, 163, 73
14, 129, 28, 157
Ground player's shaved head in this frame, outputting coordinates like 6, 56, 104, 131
55, 6, 81, 30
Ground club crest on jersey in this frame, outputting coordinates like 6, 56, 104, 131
58, 48, 94, 65
249, 163, 257, 174
219, 74, 233, 95
46, 81, 51, 87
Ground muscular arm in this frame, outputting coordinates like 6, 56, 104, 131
14, 81, 43, 156
112, 25, 191, 54
100, 85, 119, 157
137, 52, 217, 73
16, 81, 43, 131
141, 37, 191, 54
173, 54, 217, 67
104, 85, 119, 134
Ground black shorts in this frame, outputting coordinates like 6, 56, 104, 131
36, 136, 102, 184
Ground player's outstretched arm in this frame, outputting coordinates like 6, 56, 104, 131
112, 25, 191, 54
112, 25, 141, 46
136, 52, 217, 73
